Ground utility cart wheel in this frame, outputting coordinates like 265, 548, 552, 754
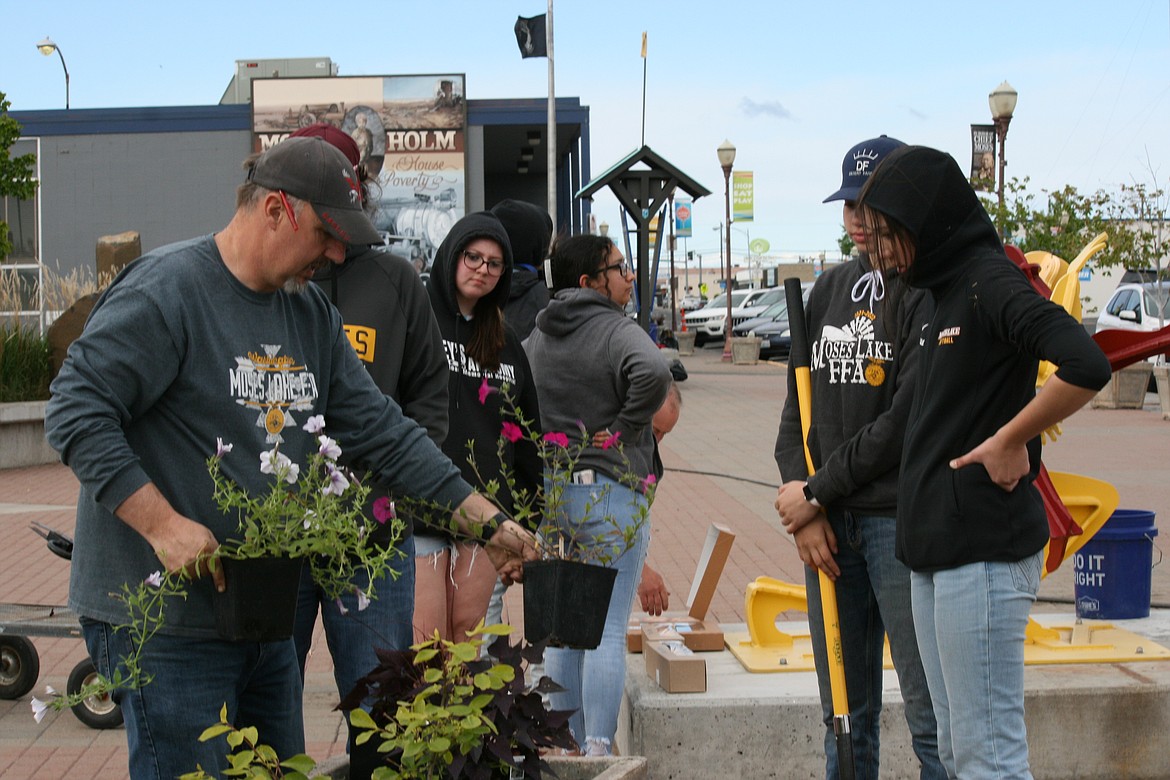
0, 635, 40, 699
67, 658, 123, 730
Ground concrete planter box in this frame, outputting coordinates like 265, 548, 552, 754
311, 754, 648, 779
676, 330, 696, 356
0, 401, 58, 469
730, 336, 760, 365
1091, 362, 1153, 409
1155, 365, 1170, 421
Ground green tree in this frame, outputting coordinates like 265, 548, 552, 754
982, 177, 1125, 266
837, 224, 855, 259
0, 91, 38, 260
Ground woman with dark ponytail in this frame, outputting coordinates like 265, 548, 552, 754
524, 234, 673, 756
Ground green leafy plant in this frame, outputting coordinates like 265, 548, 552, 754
0, 92, 38, 261
179, 704, 318, 780
32, 415, 405, 721
343, 623, 576, 779
0, 321, 51, 401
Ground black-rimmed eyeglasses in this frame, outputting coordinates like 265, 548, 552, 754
594, 260, 629, 277
462, 250, 506, 276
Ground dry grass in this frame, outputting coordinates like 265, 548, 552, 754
0, 261, 111, 401
0, 260, 112, 326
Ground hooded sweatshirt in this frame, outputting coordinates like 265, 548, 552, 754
311, 245, 449, 543
491, 199, 553, 340
774, 254, 927, 513
859, 146, 1111, 571
524, 288, 673, 487
425, 212, 543, 533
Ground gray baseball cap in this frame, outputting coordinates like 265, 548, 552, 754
248, 136, 380, 245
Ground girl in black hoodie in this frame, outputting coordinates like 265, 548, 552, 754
857, 146, 1110, 779
416, 212, 542, 644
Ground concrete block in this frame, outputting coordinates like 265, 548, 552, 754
620, 619, 1170, 779
0, 401, 59, 469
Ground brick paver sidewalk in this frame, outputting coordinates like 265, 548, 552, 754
2, 344, 1166, 778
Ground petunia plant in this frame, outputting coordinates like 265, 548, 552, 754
412, 378, 653, 566
33, 415, 405, 722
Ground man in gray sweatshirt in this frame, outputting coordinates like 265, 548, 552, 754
45, 137, 533, 780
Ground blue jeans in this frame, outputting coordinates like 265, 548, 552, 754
545, 475, 650, 755
911, 549, 1043, 780
81, 617, 303, 780
806, 511, 945, 780
292, 534, 415, 708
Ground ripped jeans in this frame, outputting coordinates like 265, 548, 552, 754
544, 474, 650, 755
412, 535, 497, 644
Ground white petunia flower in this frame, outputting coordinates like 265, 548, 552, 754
317, 435, 342, 461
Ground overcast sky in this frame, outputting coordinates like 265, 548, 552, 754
5, 0, 1169, 261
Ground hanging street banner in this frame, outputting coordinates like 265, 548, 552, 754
251, 74, 467, 274
674, 198, 693, 238
733, 171, 754, 222
970, 124, 996, 193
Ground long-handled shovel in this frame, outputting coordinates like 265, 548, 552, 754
784, 277, 855, 779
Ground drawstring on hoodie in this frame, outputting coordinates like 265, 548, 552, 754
851, 269, 885, 312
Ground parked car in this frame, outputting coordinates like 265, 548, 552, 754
730, 288, 786, 331
683, 289, 770, 346
735, 300, 790, 336
740, 317, 794, 359
1095, 282, 1170, 334
679, 295, 707, 311
733, 283, 813, 360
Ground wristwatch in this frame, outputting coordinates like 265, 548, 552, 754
802, 482, 821, 508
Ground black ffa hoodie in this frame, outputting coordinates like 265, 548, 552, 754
424, 212, 543, 534
859, 146, 1111, 572
491, 199, 553, 341
312, 245, 449, 545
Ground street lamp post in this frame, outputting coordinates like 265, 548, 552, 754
717, 140, 736, 361
36, 37, 70, 110
989, 80, 1018, 239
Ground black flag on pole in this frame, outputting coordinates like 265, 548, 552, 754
514, 14, 548, 58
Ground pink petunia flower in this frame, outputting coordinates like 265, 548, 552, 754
642, 474, 658, 491
144, 571, 163, 588
214, 438, 233, 458
373, 497, 396, 524
501, 421, 523, 443
478, 377, 496, 405
600, 431, 622, 450
543, 431, 569, 448
303, 415, 326, 434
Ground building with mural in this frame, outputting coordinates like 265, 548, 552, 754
4, 62, 590, 316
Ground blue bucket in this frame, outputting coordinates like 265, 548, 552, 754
1074, 509, 1160, 619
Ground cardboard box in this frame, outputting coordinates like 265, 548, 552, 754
627, 524, 735, 653
629, 617, 725, 653
644, 640, 706, 693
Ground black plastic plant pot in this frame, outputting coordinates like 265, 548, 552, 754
522, 559, 618, 650
212, 557, 303, 643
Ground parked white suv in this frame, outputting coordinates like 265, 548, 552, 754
683, 289, 771, 346
1095, 282, 1169, 333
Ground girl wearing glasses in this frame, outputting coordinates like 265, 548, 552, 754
417, 211, 543, 644
524, 234, 673, 756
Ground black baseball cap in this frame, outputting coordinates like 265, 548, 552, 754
248, 137, 380, 245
